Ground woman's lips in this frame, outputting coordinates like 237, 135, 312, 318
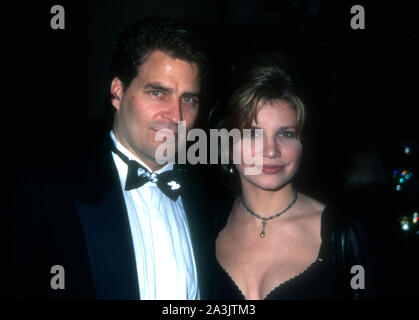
262, 164, 286, 173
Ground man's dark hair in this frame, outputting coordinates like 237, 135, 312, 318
106, 15, 208, 127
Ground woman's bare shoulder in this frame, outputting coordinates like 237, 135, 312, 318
297, 192, 326, 216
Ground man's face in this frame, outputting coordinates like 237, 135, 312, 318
111, 50, 200, 171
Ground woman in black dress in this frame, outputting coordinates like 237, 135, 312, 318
211, 52, 377, 300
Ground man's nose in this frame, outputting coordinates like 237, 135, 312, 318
167, 98, 182, 124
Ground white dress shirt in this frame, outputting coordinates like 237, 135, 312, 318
109, 131, 199, 300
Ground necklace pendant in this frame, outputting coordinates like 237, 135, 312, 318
260, 220, 267, 238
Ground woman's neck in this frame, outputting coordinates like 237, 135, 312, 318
240, 181, 297, 219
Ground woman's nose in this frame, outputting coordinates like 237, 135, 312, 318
263, 137, 280, 158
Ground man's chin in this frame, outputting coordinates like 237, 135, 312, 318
151, 143, 177, 165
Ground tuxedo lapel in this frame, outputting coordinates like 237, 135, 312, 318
179, 165, 217, 299
73, 136, 139, 299
72, 138, 216, 299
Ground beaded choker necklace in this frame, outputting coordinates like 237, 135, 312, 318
241, 190, 298, 238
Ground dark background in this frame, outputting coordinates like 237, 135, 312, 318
3, 0, 418, 298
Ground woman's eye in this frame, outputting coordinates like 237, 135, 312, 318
252, 130, 261, 138
279, 131, 295, 138
244, 129, 262, 138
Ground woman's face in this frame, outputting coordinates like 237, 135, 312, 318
234, 98, 302, 191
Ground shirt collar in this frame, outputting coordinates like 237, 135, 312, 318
109, 130, 173, 174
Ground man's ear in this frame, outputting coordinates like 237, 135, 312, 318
110, 77, 124, 110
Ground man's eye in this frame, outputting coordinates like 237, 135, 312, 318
182, 96, 198, 106
150, 91, 162, 97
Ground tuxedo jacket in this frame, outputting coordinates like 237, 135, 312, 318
4, 136, 218, 299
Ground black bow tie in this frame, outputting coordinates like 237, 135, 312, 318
111, 146, 185, 201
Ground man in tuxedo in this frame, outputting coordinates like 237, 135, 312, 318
4, 16, 216, 299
